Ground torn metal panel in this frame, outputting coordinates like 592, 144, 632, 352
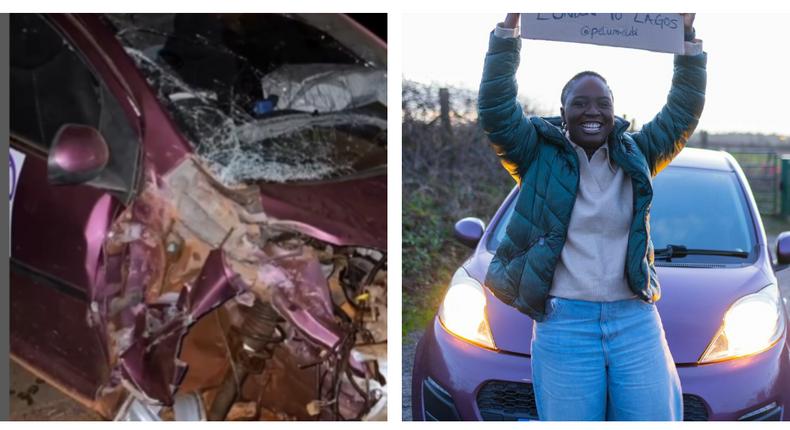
166, 161, 240, 248
91, 158, 258, 405
257, 175, 387, 249
249, 243, 360, 370
88, 156, 385, 421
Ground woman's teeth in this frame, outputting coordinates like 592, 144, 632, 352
581, 122, 602, 133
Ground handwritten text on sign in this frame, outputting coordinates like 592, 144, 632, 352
521, 13, 684, 54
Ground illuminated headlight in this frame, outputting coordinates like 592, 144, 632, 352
438, 268, 495, 349
700, 284, 786, 364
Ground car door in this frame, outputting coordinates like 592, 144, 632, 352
9, 14, 142, 404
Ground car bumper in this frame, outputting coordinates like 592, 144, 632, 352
412, 317, 790, 421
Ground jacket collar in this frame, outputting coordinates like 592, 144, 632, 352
537, 115, 651, 181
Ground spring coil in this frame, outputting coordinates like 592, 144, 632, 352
239, 300, 281, 355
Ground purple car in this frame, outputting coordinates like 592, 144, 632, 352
10, 13, 387, 421
412, 147, 790, 421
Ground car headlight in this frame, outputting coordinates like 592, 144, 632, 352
699, 284, 786, 364
438, 268, 496, 349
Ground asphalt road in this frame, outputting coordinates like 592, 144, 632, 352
401, 331, 423, 421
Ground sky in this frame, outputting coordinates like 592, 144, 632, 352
403, 13, 790, 136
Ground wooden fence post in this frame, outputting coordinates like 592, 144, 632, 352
439, 88, 455, 174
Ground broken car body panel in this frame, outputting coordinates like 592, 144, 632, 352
10, 13, 386, 420
258, 175, 387, 249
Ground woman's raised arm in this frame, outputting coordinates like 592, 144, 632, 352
633, 13, 706, 176
477, 13, 540, 183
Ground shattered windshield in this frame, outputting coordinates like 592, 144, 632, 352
104, 14, 387, 184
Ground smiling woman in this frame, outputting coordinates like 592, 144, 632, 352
559, 71, 615, 158
407, 11, 790, 424
472, 12, 706, 421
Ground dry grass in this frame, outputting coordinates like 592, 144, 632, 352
401, 81, 532, 335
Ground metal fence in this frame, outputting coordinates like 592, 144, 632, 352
727, 151, 781, 215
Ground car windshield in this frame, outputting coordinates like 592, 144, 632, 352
104, 13, 386, 185
487, 165, 757, 264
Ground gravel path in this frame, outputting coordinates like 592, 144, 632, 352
401, 330, 424, 421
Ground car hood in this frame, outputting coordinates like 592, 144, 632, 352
258, 174, 387, 250
467, 252, 773, 364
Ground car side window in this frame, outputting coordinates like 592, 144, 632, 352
10, 14, 101, 150
10, 14, 140, 203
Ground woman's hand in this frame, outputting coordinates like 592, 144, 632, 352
681, 13, 696, 39
503, 13, 520, 29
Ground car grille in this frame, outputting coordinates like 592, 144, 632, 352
475, 381, 710, 421
476, 381, 538, 421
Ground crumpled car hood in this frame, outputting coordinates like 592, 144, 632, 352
258, 174, 386, 250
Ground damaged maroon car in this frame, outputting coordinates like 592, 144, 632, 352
9, 13, 387, 421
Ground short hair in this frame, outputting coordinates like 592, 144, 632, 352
560, 71, 613, 106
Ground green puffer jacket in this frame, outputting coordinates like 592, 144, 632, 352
478, 31, 706, 321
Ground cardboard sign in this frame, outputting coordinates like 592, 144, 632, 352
10, 150, 24, 202
9, 149, 25, 251
521, 13, 684, 54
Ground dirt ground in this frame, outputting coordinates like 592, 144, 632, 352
9, 361, 101, 421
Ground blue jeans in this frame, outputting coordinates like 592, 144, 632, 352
531, 296, 683, 421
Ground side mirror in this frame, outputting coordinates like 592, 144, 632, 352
454, 217, 486, 249
776, 232, 790, 265
47, 124, 109, 185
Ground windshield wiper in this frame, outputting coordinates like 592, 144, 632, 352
654, 244, 749, 261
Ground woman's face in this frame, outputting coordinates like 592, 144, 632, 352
560, 76, 615, 148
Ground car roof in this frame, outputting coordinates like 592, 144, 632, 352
669, 147, 734, 172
